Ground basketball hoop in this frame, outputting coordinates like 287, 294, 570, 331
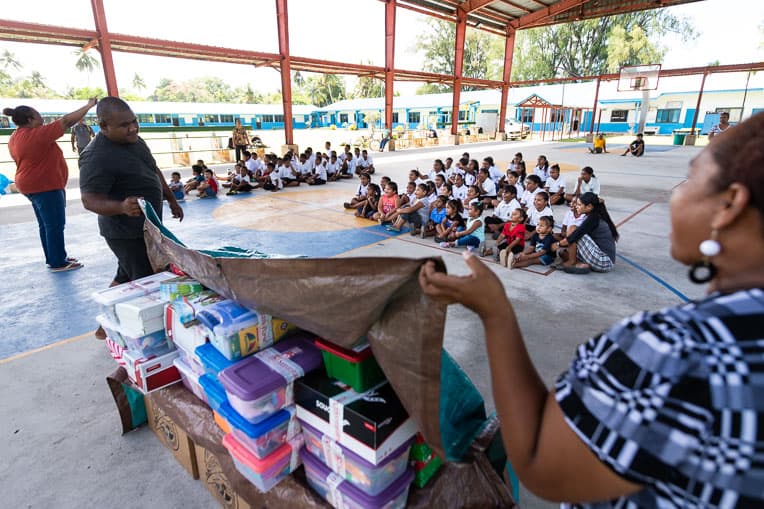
618, 64, 661, 92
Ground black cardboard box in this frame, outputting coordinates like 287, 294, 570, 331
294, 371, 417, 465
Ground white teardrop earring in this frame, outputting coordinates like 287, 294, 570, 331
689, 231, 720, 284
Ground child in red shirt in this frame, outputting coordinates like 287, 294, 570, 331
197, 169, 218, 198
495, 208, 527, 267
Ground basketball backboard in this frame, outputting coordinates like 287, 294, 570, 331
618, 64, 661, 92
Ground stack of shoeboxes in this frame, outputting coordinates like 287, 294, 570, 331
294, 337, 419, 509
161, 279, 321, 493
93, 271, 182, 393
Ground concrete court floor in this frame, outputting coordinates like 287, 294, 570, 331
0, 138, 707, 509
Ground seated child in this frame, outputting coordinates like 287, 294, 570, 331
435, 199, 465, 243
495, 208, 527, 267
373, 181, 401, 225
307, 157, 328, 186
484, 185, 521, 234
326, 154, 341, 182
520, 174, 542, 209
261, 162, 282, 192
344, 173, 372, 209
400, 181, 416, 207
340, 153, 355, 179
227, 164, 254, 194
379, 176, 391, 194
197, 169, 219, 198
510, 216, 555, 270
440, 202, 484, 251
184, 165, 205, 194
356, 183, 380, 219
463, 185, 481, 218
356, 150, 375, 175
388, 183, 429, 234
555, 196, 587, 241
423, 195, 447, 238
168, 171, 185, 201
451, 173, 467, 201
544, 164, 567, 205
279, 157, 301, 187
526, 191, 554, 237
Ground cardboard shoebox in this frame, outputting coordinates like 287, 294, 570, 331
144, 394, 199, 479
123, 349, 181, 393
294, 371, 418, 465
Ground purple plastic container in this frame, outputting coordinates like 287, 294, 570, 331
301, 448, 414, 509
219, 334, 323, 424
300, 419, 413, 496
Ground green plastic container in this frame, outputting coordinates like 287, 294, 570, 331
314, 337, 386, 392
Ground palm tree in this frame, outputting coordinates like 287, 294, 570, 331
73, 48, 100, 85
132, 72, 146, 92
29, 71, 46, 89
0, 50, 21, 71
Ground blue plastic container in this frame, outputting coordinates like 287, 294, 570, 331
199, 373, 228, 412
218, 402, 301, 459
196, 343, 236, 376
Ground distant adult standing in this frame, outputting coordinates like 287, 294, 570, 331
79, 97, 183, 337
708, 111, 730, 139
4, 98, 97, 272
621, 133, 645, 157
231, 119, 250, 162
71, 118, 95, 155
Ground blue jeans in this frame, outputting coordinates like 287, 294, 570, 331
379, 138, 389, 151
456, 235, 481, 247
26, 189, 68, 268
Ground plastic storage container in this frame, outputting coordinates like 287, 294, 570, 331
197, 299, 293, 361
173, 356, 208, 404
219, 335, 323, 424
300, 419, 412, 496
114, 293, 166, 336
175, 342, 206, 377
92, 272, 175, 322
223, 433, 303, 493
96, 313, 170, 357
199, 373, 228, 412
159, 276, 204, 302
219, 402, 301, 459
314, 338, 386, 393
196, 343, 236, 377
301, 448, 414, 509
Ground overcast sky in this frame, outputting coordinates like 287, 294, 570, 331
0, 0, 762, 97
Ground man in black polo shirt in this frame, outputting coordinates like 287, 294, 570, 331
79, 97, 183, 338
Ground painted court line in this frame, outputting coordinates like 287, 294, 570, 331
0, 331, 93, 365
617, 254, 689, 302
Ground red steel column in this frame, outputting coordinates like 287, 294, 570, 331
384, 0, 396, 131
690, 71, 708, 134
450, 8, 467, 139
589, 76, 601, 134
90, 0, 118, 97
276, 0, 294, 146
498, 28, 515, 135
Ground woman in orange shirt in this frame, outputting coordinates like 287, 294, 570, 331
4, 98, 97, 272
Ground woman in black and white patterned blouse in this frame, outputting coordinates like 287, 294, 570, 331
419, 112, 764, 508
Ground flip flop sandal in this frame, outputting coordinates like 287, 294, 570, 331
563, 265, 591, 274
50, 261, 84, 273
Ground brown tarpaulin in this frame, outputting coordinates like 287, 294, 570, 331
143, 215, 448, 457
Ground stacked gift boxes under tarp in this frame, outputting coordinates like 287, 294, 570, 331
294, 338, 424, 508
95, 273, 444, 507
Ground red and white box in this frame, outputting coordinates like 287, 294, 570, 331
122, 349, 181, 393
105, 337, 126, 367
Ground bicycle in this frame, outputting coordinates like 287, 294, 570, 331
353, 134, 381, 152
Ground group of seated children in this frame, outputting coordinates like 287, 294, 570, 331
170, 142, 377, 199
347, 151, 609, 271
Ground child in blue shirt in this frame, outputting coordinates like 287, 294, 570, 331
423, 195, 447, 238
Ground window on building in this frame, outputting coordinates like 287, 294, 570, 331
549, 109, 565, 123
610, 110, 628, 122
655, 108, 681, 123
392, 112, 399, 123
408, 111, 420, 124
137, 114, 154, 124
262, 114, 274, 123
339, 113, 349, 124
204, 114, 220, 123
155, 114, 172, 124
517, 108, 533, 123
274, 115, 284, 123
220, 114, 234, 123
0, 117, 9, 128
457, 110, 468, 121
715, 107, 742, 122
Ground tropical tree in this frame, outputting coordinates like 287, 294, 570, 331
0, 49, 22, 87
132, 72, 146, 93
65, 86, 107, 100
511, 12, 695, 80
73, 48, 100, 77
300, 73, 347, 107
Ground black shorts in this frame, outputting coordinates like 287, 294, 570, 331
105, 237, 155, 284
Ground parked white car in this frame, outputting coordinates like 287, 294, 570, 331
505, 119, 530, 140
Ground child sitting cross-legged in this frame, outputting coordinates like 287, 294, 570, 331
168, 171, 185, 202
344, 173, 372, 209
422, 195, 447, 238
435, 199, 465, 243
227, 164, 254, 195
373, 181, 401, 225
495, 208, 527, 267
484, 185, 521, 237
526, 191, 553, 239
197, 168, 219, 198
356, 183, 380, 219
387, 183, 428, 234
440, 202, 484, 252
509, 215, 555, 270
184, 164, 205, 194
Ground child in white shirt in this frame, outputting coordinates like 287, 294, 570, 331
484, 185, 522, 236
326, 155, 341, 181
526, 191, 554, 237
544, 164, 567, 205
520, 175, 542, 209
451, 173, 467, 201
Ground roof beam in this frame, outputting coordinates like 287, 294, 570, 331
459, 0, 496, 13
509, 0, 585, 29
